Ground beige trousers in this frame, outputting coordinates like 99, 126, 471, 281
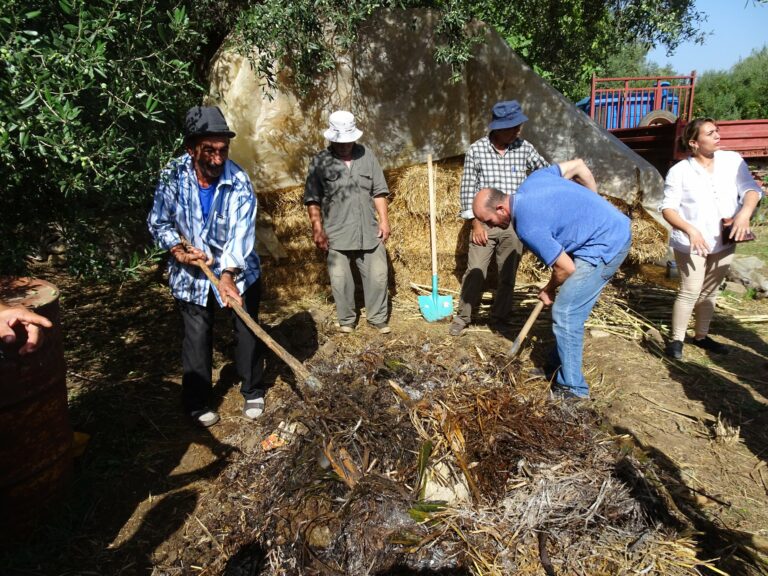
671, 247, 735, 341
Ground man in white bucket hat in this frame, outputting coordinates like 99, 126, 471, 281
304, 110, 392, 334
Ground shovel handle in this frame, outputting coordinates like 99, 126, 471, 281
508, 300, 545, 357
427, 154, 438, 278
179, 238, 318, 388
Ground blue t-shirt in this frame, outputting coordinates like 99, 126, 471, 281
198, 180, 218, 223
512, 165, 631, 267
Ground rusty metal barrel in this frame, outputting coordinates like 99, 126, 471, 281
0, 277, 73, 540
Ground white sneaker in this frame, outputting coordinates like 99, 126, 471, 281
243, 397, 265, 420
191, 409, 220, 428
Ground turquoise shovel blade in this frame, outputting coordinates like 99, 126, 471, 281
418, 275, 453, 322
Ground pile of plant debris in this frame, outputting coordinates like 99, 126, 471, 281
152, 331, 718, 576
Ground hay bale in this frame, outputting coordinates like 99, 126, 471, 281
606, 197, 669, 265
387, 158, 466, 290
257, 159, 666, 301
388, 159, 463, 222
258, 187, 334, 300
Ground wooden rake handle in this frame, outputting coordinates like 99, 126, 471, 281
180, 239, 320, 390
507, 300, 545, 358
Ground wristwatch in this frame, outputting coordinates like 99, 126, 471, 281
222, 268, 241, 281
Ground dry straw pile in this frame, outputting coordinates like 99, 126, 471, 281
258, 187, 327, 301
258, 158, 667, 301
164, 336, 715, 575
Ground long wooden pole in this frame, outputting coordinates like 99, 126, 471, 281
180, 239, 321, 391
427, 154, 438, 284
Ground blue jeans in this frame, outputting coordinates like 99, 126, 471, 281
551, 239, 630, 397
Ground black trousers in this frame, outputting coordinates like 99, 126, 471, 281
177, 280, 265, 412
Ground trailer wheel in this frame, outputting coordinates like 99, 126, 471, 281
639, 110, 677, 127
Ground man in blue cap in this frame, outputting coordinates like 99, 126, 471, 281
450, 100, 549, 336
148, 106, 265, 427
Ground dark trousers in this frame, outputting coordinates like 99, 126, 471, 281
177, 280, 265, 412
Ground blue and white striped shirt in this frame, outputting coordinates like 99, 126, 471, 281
147, 153, 260, 306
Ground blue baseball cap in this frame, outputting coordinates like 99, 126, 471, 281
488, 100, 528, 131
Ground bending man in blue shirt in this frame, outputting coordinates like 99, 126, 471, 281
473, 160, 631, 398
148, 106, 265, 427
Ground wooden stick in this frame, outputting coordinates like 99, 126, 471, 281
427, 155, 438, 280
704, 364, 768, 386
637, 392, 715, 423
410, 281, 541, 297
507, 300, 545, 357
181, 239, 321, 390
409, 282, 460, 296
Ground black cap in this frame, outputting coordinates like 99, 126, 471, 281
184, 106, 236, 139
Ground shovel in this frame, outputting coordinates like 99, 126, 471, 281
507, 300, 545, 358
180, 237, 322, 392
418, 154, 453, 322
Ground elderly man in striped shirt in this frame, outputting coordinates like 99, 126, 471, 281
148, 106, 265, 428
449, 100, 549, 336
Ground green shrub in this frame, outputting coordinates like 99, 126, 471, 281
0, 0, 204, 277
694, 47, 768, 120
1, 0, 708, 279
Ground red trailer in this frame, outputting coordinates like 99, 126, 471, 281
580, 73, 768, 176
578, 73, 697, 130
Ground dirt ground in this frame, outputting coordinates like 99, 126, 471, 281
2, 260, 767, 575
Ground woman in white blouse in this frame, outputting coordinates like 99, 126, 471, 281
661, 118, 762, 359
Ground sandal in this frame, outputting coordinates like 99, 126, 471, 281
190, 409, 220, 428
243, 397, 265, 420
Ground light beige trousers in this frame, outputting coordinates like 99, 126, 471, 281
671, 246, 735, 341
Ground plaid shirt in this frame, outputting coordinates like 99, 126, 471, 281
459, 136, 548, 219
147, 153, 260, 306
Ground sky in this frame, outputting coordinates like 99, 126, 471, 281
647, 0, 768, 74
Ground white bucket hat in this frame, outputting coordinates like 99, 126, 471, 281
323, 110, 363, 143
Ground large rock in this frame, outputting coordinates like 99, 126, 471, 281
728, 254, 768, 295
208, 9, 664, 216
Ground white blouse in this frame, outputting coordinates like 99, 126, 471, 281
660, 150, 762, 254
